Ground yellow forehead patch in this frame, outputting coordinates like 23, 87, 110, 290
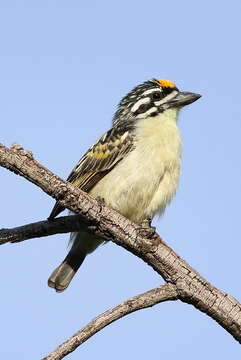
158, 79, 176, 88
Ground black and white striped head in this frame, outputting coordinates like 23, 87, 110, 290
113, 79, 201, 126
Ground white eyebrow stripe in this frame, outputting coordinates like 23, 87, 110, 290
131, 97, 151, 113
142, 88, 162, 96
154, 90, 178, 105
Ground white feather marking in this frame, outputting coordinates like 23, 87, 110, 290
154, 90, 178, 106
131, 97, 150, 113
135, 106, 157, 119
142, 88, 163, 96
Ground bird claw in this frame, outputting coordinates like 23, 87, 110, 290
140, 218, 152, 228
139, 218, 156, 238
96, 196, 106, 208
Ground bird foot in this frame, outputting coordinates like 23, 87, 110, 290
96, 196, 106, 209
139, 218, 156, 238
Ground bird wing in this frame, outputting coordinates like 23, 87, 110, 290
48, 126, 134, 219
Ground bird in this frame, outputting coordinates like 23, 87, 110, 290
48, 78, 201, 292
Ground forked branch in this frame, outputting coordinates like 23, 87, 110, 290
0, 142, 241, 359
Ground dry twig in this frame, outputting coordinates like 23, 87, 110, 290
42, 284, 178, 360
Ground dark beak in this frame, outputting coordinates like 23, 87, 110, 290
167, 91, 201, 108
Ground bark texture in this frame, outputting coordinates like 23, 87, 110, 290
42, 284, 178, 360
0, 142, 241, 358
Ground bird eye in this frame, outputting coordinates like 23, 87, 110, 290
136, 103, 148, 113
151, 92, 162, 101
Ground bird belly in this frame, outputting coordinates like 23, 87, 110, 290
90, 110, 181, 223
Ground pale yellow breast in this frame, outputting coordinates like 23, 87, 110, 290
90, 109, 182, 223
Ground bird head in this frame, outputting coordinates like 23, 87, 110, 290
113, 79, 201, 126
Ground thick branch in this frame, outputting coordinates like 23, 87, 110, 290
42, 284, 178, 360
0, 142, 241, 344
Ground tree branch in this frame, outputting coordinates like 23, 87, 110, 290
42, 284, 178, 360
1, 142, 241, 350
0, 215, 87, 244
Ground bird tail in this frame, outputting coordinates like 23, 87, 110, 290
48, 231, 104, 292
48, 250, 86, 292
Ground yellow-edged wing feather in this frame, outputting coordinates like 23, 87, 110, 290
48, 126, 134, 219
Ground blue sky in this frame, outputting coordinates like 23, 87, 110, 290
0, 1, 241, 359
